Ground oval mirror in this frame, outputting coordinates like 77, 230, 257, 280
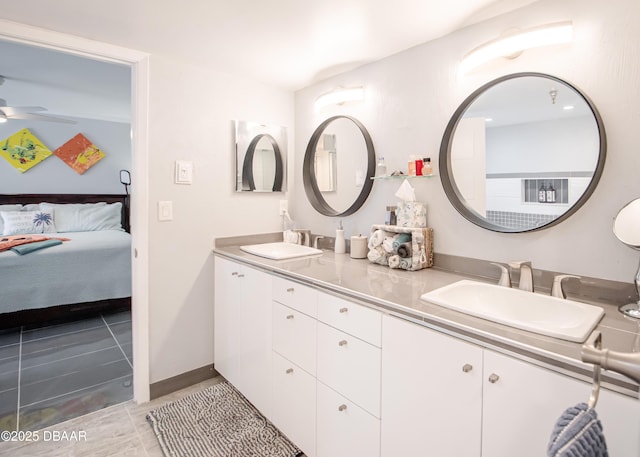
235, 121, 287, 192
440, 72, 606, 232
303, 116, 375, 216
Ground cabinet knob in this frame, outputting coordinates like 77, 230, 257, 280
339, 307, 349, 313
286, 368, 294, 374
338, 340, 348, 347
286, 287, 295, 293
338, 404, 347, 412
286, 314, 294, 320
462, 364, 473, 373
488, 373, 500, 383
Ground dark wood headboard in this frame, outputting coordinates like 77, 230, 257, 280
0, 194, 130, 232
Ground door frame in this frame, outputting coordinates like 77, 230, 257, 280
0, 18, 151, 402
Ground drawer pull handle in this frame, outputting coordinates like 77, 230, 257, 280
338, 340, 348, 347
286, 287, 295, 293
339, 307, 349, 313
338, 404, 347, 412
462, 364, 473, 373
286, 368, 294, 374
488, 373, 500, 384
231, 271, 239, 276
237, 274, 245, 278
286, 314, 294, 320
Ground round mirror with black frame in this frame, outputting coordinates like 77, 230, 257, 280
303, 115, 376, 217
440, 72, 606, 233
241, 133, 284, 192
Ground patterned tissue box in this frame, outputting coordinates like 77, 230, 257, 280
396, 201, 427, 228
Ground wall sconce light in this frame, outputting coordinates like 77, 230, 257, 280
314, 86, 365, 110
460, 21, 573, 73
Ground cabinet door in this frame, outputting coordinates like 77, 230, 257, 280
381, 315, 482, 457
213, 256, 241, 387
482, 350, 588, 457
238, 265, 272, 416
272, 352, 316, 457
213, 257, 272, 416
484, 350, 640, 457
317, 381, 380, 457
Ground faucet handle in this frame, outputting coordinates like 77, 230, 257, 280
551, 274, 581, 299
490, 263, 512, 288
313, 235, 325, 249
508, 260, 532, 269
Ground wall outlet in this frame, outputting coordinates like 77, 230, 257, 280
279, 200, 288, 215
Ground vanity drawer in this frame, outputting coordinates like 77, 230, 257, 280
317, 322, 381, 417
316, 381, 380, 457
272, 352, 316, 457
317, 292, 381, 347
273, 276, 318, 318
272, 301, 317, 375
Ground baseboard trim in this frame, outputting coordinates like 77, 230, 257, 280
150, 364, 219, 400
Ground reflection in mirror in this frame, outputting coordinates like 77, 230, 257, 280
613, 198, 640, 319
440, 73, 606, 232
315, 133, 337, 192
235, 121, 287, 192
303, 116, 375, 217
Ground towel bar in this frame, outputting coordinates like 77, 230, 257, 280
582, 330, 640, 384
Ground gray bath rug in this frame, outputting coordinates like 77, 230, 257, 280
147, 380, 302, 457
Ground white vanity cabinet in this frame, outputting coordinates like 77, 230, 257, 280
316, 293, 382, 457
381, 314, 640, 457
213, 256, 272, 416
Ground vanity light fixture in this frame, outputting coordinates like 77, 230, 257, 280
460, 21, 573, 73
314, 86, 365, 111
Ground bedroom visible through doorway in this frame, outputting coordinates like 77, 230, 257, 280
0, 38, 136, 431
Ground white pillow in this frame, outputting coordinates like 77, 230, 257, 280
40, 202, 122, 232
0, 204, 22, 234
1, 210, 57, 235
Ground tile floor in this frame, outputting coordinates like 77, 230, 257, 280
0, 376, 226, 457
0, 310, 133, 433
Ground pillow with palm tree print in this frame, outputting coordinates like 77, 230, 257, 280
0, 210, 56, 235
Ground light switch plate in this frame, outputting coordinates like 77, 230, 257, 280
158, 201, 173, 221
175, 160, 193, 184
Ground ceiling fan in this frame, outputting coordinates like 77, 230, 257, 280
0, 97, 77, 124
0, 76, 76, 124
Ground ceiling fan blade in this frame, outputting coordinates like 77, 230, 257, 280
0, 106, 47, 116
7, 113, 77, 124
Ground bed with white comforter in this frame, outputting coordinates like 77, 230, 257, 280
0, 195, 131, 316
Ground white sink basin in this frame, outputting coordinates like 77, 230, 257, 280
420, 280, 604, 342
240, 242, 323, 260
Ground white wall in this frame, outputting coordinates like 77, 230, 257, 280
293, 0, 640, 283
147, 55, 293, 383
0, 117, 131, 194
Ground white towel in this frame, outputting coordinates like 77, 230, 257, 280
368, 229, 385, 249
382, 235, 398, 253
367, 246, 389, 265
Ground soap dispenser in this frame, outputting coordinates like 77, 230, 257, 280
335, 221, 346, 254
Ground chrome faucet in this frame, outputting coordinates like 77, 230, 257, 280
508, 261, 534, 292
551, 274, 581, 299
313, 235, 325, 249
